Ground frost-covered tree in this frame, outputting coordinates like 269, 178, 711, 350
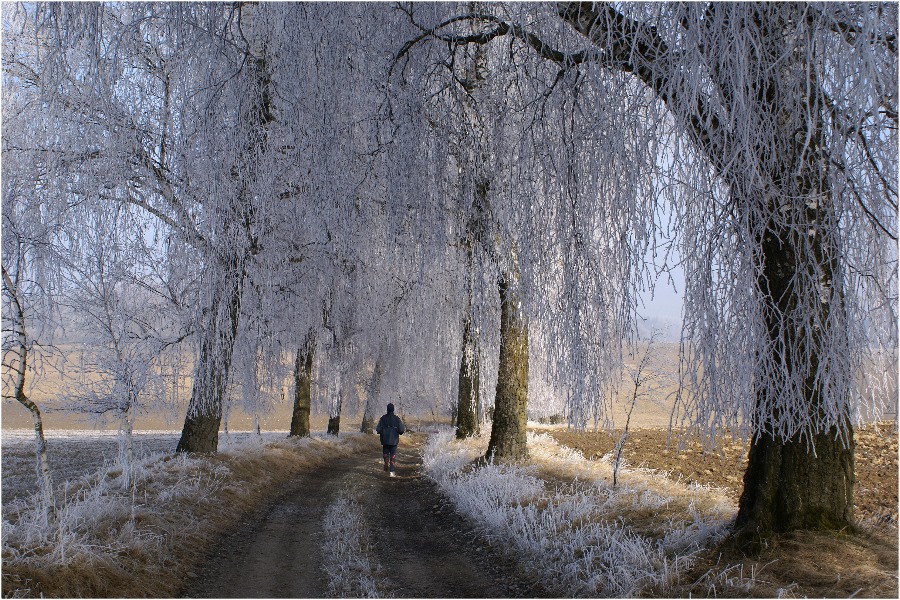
393, 3, 648, 461
58, 204, 187, 485
398, 2, 898, 537
0, 213, 57, 523
3, 5, 242, 453
1, 7, 79, 520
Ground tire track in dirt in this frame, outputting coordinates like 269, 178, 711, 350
359, 435, 524, 598
180, 433, 531, 598
181, 452, 363, 598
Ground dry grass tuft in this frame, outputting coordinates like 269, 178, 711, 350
676, 528, 899, 598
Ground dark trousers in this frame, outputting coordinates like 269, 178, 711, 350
382, 445, 397, 472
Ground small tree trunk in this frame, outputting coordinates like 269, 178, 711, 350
360, 404, 375, 434
3, 268, 54, 522
289, 342, 313, 437
327, 385, 342, 436
120, 401, 135, 488
29, 402, 54, 523
456, 318, 480, 439
360, 359, 382, 434
485, 273, 528, 461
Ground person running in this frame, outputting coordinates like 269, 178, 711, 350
376, 403, 405, 477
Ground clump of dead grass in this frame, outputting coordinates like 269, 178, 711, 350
1, 432, 374, 598
673, 527, 899, 598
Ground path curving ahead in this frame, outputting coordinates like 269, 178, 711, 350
180, 433, 533, 598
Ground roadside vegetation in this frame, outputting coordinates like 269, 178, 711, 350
423, 426, 899, 598
423, 428, 733, 597
1, 432, 372, 598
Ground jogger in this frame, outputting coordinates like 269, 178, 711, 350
376, 403, 405, 477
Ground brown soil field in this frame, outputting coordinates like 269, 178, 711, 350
547, 424, 899, 598
547, 423, 899, 526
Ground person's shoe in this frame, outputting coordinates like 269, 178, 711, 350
389, 472, 396, 478
383, 464, 389, 472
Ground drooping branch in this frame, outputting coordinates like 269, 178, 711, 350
396, 11, 591, 69
555, 2, 731, 175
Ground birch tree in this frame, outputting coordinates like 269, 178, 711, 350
59, 202, 185, 484
1, 216, 56, 524
393, 3, 647, 460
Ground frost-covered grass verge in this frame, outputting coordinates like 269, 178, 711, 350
1, 431, 373, 598
422, 428, 735, 597
321, 496, 384, 598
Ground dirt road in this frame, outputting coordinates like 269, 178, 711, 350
181, 434, 535, 598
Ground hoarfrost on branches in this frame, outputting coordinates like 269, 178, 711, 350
4, 2, 896, 452
392, 2, 898, 443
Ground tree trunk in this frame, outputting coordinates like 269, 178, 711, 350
360, 358, 382, 434
734, 217, 855, 538
28, 400, 54, 523
327, 384, 343, 436
120, 401, 135, 488
736, 427, 854, 537
289, 342, 313, 437
555, 2, 856, 537
485, 273, 528, 461
456, 318, 480, 439
176, 256, 245, 453
731, 5, 854, 539
177, 36, 271, 454
360, 404, 375, 434
327, 415, 341, 436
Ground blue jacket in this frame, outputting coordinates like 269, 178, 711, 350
376, 412, 405, 446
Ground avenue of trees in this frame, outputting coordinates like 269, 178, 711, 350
2, 2, 897, 543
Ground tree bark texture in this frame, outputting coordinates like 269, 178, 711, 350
176, 255, 246, 453
289, 343, 314, 437
736, 427, 854, 538
456, 318, 480, 439
557, 1, 855, 535
485, 274, 528, 461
